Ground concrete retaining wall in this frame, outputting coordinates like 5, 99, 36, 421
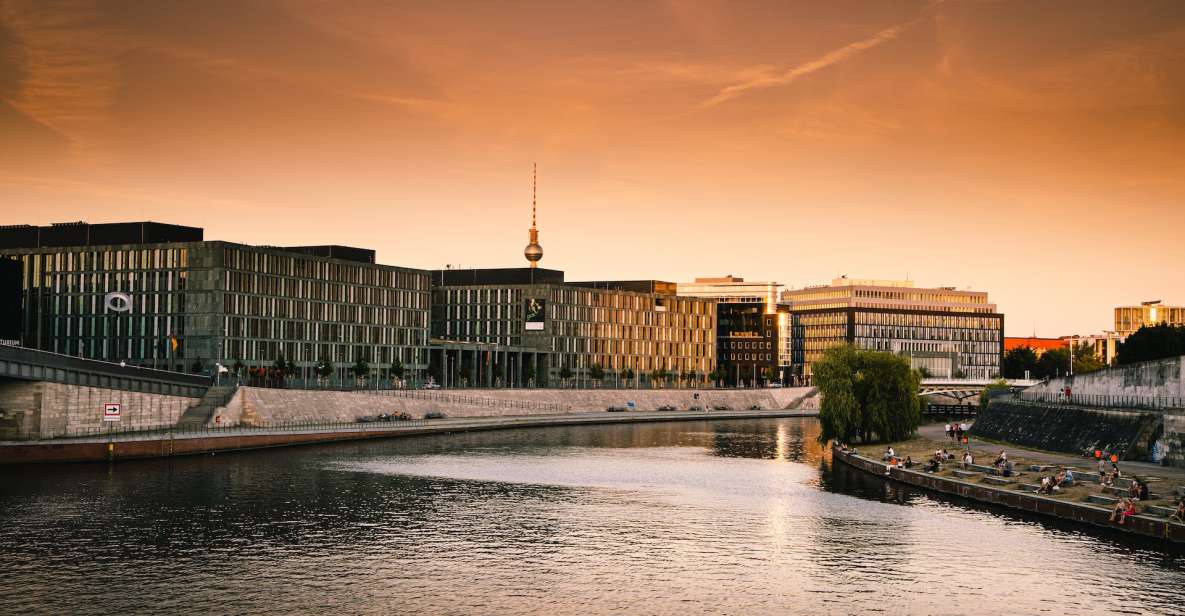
0, 381, 200, 439
209, 387, 817, 427
1027, 356, 1185, 399
972, 400, 1159, 460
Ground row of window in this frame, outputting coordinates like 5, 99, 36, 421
223, 247, 427, 290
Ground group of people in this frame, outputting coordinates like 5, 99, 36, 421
1037, 468, 1075, 495
944, 422, 969, 443
992, 450, 1015, 477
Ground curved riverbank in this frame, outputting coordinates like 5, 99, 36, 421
0, 409, 817, 465
831, 444, 1185, 544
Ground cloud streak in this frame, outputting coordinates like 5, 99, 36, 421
701, 3, 941, 108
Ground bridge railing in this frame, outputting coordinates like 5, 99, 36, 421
1009, 391, 1185, 411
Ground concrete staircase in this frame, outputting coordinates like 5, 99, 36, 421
176, 385, 237, 430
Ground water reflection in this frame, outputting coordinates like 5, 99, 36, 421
0, 418, 1182, 616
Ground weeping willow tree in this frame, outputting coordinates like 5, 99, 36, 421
816, 344, 922, 444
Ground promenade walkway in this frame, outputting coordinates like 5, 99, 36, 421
917, 423, 1185, 483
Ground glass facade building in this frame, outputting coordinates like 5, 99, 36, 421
0, 222, 430, 379
677, 276, 790, 386
1115, 301, 1185, 337
782, 278, 1004, 380
432, 269, 716, 386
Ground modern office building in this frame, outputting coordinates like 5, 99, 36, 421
0, 221, 431, 381
432, 268, 716, 387
1115, 300, 1185, 337
781, 277, 1004, 380
677, 275, 791, 386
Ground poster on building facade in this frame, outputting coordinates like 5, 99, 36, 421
525, 298, 546, 330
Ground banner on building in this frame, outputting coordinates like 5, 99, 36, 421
525, 298, 546, 331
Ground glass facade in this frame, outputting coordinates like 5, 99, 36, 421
783, 279, 1004, 380
433, 283, 715, 383
0, 241, 431, 375
1114, 303, 1185, 337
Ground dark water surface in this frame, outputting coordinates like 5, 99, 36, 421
2, 418, 1184, 615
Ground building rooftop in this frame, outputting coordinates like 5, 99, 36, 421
0, 221, 204, 249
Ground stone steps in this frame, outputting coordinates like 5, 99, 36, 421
982, 476, 1013, 486
1145, 505, 1178, 518
1088, 494, 1119, 506
176, 385, 236, 429
952, 470, 978, 479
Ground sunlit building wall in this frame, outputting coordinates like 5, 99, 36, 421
781, 277, 1004, 380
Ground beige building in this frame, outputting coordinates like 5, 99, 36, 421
781, 277, 1004, 380
1115, 300, 1185, 337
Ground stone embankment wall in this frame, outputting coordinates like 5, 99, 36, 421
1027, 356, 1184, 399
211, 387, 818, 427
0, 381, 200, 440
972, 400, 1159, 460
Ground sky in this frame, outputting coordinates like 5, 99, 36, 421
1, 0, 1183, 337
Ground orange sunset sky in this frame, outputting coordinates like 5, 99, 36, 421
1, 1, 1183, 337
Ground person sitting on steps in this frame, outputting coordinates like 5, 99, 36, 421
1111, 498, 1137, 525
1169, 499, 1185, 524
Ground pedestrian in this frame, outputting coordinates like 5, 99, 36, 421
945, 423, 952, 440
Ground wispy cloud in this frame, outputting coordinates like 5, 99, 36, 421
702, 2, 942, 108
0, 0, 125, 167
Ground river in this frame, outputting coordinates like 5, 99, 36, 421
1, 417, 1183, 615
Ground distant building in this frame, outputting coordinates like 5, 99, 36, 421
781, 277, 1004, 381
0, 221, 430, 380
677, 275, 790, 386
1075, 332, 1124, 366
1115, 300, 1185, 337
1004, 337, 1069, 357
431, 268, 715, 387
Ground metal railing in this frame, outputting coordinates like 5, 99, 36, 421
1010, 391, 1185, 411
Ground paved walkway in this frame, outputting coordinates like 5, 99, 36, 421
920, 422, 1185, 481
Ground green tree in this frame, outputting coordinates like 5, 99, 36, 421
649, 369, 663, 388
980, 378, 1011, 408
915, 365, 932, 379
1002, 346, 1039, 379
814, 344, 921, 444
1117, 324, 1185, 366
352, 355, 370, 383
589, 363, 605, 386
622, 368, 635, 386
559, 364, 573, 387
190, 358, 205, 374
391, 359, 405, 380
315, 356, 334, 384
1036, 347, 1070, 379
232, 356, 245, 378
687, 370, 699, 386
523, 363, 535, 386
1071, 342, 1105, 374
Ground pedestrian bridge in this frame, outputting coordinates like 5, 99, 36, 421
918, 378, 1039, 403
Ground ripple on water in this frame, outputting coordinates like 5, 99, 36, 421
0, 418, 1183, 615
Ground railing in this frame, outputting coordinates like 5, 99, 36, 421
1010, 391, 1185, 411
350, 388, 572, 413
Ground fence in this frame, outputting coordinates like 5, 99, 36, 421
1010, 391, 1185, 411
17, 415, 479, 443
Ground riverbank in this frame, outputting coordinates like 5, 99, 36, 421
831, 443, 1185, 544
0, 408, 818, 464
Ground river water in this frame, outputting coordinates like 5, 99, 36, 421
1, 418, 1183, 615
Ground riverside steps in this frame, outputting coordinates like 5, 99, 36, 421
832, 445, 1185, 544
0, 407, 818, 464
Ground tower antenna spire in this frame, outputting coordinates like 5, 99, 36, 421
524, 163, 544, 268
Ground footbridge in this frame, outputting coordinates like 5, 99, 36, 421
919, 378, 1038, 404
